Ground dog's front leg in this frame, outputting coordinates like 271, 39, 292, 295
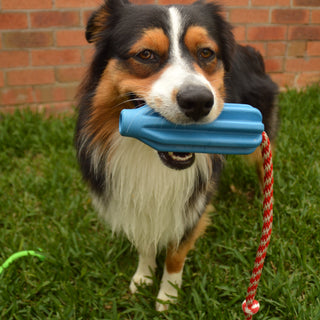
156, 212, 210, 311
156, 246, 185, 312
130, 250, 157, 294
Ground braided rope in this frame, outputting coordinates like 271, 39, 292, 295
242, 131, 274, 320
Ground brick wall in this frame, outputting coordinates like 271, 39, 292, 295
0, 0, 319, 113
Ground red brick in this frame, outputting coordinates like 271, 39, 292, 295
30, 11, 80, 28
265, 58, 284, 72
1, 0, 317, 108
270, 73, 296, 89
220, 11, 228, 20
307, 41, 320, 56
267, 42, 286, 57
289, 26, 320, 40
287, 41, 307, 57
229, 9, 269, 24
0, 87, 34, 106
233, 26, 246, 42
55, 0, 100, 8
56, 66, 87, 83
38, 102, 74, 117
286, 57, 320, 72
0, 102, 73, 115
293, 0, 320, 6
32, 49, 81, 66
272, 9, 309, 24
252, 0, 290, 6
0, 106, 18, 113
0, 51, 29, 68
83, 47, 95, 64
7, 68, 55, 86
3, 32, 53, 49
43, 102, 74, 116
0, 13, 28, 30
159, 0, 194, 3
34, 84, 78, 103
83, 10, 95, 26
312, 11, 320, 24
2, 0, 52, 9
223, 0, 249, 6
247, 26, 287, 41
56, 30, 87, 47
296, 72, 320, 88
248, 43, 267, 57
0, 72, 4, 88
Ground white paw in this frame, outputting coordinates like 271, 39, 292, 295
155, 289, 178, 312
155, 266, 182, 311
129, 272, 153, 294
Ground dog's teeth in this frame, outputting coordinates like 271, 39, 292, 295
169, 152, 192, 161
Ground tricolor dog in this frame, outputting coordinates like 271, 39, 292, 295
75, 0, 278, 311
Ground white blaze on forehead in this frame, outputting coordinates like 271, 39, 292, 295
147, 6, 219, 124
168, 6, 184, 62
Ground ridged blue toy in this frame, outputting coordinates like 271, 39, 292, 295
119, 103, 264, 155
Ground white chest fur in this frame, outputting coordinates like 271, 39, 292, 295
92, 134, 211, 255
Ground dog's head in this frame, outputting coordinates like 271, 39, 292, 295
79, 0, 235, 169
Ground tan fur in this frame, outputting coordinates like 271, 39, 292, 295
166, 212, 211, 274
126, 29, 169, 78
129, 28, 169, 59
184, 26, 219, 54
85, 50, 170, 152
184, 26, 219, 75
87, 5, 110, 43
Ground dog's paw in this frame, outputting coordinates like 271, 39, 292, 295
155, 266, 182, 311
155, 300, 169, 312
155, 289, 177, 312
129, 272, 153, 294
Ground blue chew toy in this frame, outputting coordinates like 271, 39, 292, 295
119, 103, 264, 155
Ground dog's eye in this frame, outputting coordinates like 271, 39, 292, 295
198, 48, 216, 61
136, 49, 156, 62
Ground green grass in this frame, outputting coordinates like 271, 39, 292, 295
0, 85, 320, 320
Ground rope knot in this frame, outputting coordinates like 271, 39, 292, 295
242, 299, 260, 316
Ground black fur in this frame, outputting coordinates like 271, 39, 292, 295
76, 0, 278, 195
225, 45, 279, 140
74, 2, 279, 304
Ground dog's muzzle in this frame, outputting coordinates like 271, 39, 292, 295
156, 85, 213, 170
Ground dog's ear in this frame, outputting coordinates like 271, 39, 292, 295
85, 0, 131, 43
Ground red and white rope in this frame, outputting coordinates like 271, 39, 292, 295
242, 131, 274, 319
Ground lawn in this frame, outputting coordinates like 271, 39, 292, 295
0, 85, 319, 320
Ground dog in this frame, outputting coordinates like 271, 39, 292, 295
75, 0, 278, 311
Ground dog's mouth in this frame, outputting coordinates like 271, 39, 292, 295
129, 93, 146, 109
158, 151, 195, 170
128, 93, 195, 170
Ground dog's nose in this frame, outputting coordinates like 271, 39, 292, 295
177, 85, 214, 121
